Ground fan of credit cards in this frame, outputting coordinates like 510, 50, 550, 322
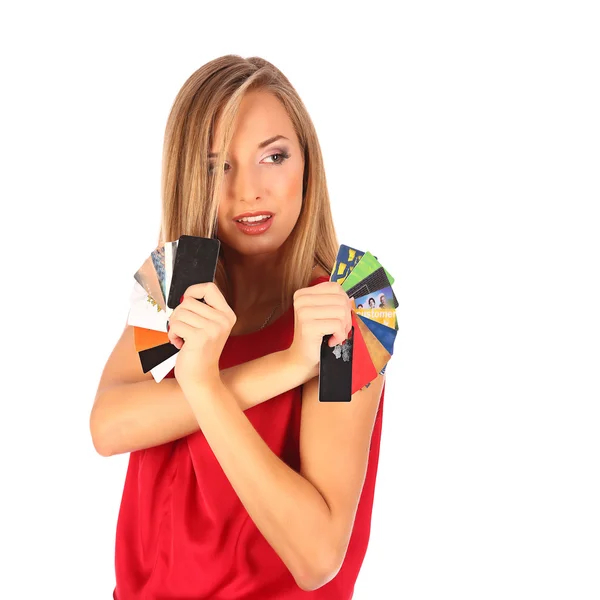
318, 244, 398, 403
126, 235, 221, 382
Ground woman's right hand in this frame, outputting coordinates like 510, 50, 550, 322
287, 281, 353, 376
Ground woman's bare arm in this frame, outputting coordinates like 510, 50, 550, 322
90, 324, 317, 457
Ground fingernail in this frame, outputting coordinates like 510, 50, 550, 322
179, 294, 184, 304
167, 321, 170, 332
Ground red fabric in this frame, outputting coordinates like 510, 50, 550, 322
349, 310, 378, 393
113, 274, 386, 599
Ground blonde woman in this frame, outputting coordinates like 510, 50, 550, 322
91, 54, 387, 600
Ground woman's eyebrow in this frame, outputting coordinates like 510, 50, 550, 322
208, 135, 289, 158
257, 134, 289, 149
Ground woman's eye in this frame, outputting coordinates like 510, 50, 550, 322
209, 151, 290, 174
265, 151, 291, 165
208, 163, 229, 174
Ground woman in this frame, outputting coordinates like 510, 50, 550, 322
90, 54, 386, 600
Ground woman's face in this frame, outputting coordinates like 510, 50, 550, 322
210, 90, 304, 259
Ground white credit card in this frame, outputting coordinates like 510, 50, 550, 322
151, 353, 177, 382
127, 281, 168, 332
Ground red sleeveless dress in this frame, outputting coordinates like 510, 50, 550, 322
113, 274, 386, 599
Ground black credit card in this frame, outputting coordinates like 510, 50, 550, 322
318, 327, 355, 402
139, 342, 179, 374
345, 267, 394, 302
167, 236, 221, 309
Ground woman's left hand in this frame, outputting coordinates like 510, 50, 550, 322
167, 282, 237, 394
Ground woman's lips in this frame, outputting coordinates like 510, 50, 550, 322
233, 214, 274, 235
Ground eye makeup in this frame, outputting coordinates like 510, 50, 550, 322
208, 149, 291, 173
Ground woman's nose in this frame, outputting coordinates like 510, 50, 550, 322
230, 164, 263, 199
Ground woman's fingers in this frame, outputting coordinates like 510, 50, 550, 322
294, 287, 348, 305
297, 304, 350, 330
288, 281, 353, 372
178, 297, 231, 328
167, 308, 212, 346
170, 282, 235, 349
303, 316, 351, 345
168, 284, 235, 348
293, 282, 353, 346
294, 290, 350, 314
181, 282, 236, 324
168, 313, 223, 349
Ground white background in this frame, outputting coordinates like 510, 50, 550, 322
1, 1, 598, 599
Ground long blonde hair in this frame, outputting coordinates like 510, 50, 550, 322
157, 54, 339, 313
